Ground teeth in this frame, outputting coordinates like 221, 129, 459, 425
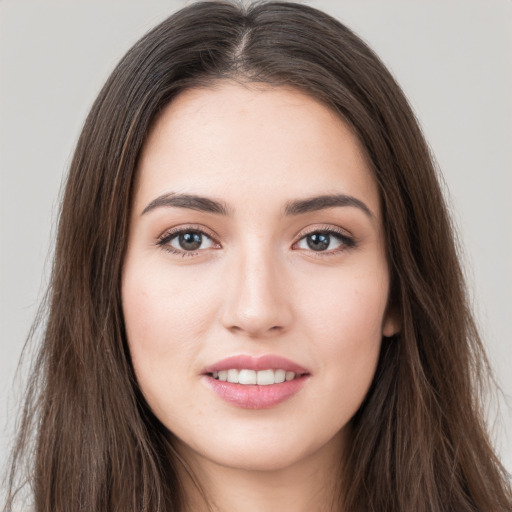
227, 369, 239, 383
238, 369, 257, 385
274, 369, 286, 383
212, 369, 298, 385
256, 369, 274, 385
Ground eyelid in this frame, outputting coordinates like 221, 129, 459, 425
292, 224, 356, 252
156, 224, 222, 255
157, 223, 219, 242
156, 223, 355, 257
293, 224, 354, 241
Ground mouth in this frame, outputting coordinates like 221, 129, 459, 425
202, 355, 310, 409
208, 368, 306, 385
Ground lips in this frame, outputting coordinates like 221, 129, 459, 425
202, 354, 310, 409
202, 354, 309, 375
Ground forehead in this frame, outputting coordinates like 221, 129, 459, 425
135, 82, 380, 218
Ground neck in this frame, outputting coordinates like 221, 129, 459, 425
176, 431, 346, 512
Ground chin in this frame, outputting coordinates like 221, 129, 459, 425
205, 446, 312, 473
176, 425, 346, 475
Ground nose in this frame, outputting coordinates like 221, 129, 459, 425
220, 248, 293, 338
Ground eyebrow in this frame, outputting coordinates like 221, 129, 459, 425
284, 194, 373, 218
142, 193, 231, 216
141, 192, 373, 218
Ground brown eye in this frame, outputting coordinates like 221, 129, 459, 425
162, 229, 216, 253
306, 233, 330, 251
296, 231, 345, 252
177, 232, 203, 251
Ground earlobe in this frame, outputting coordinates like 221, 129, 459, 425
382, 311, 401, 338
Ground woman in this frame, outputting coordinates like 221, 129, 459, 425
4, 1, 511, 511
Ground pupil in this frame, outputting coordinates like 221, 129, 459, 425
179, 232, 202, 251
307, 233, 330, 251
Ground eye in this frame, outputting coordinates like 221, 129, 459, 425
158, 228, 218, 255
294, 229, 355, 253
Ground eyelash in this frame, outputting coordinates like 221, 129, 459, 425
156, 225, 356, 258
157, 225, 220, 257
295, 226, 356, 256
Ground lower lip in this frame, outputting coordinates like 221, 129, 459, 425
204, 375, 309, 409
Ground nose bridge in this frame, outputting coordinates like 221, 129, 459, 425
221, 238, 291, 337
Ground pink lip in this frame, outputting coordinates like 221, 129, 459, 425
202, 354, 309, 375
202, 354, 310, 409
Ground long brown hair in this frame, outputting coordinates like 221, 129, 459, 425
5, 1, 511, 511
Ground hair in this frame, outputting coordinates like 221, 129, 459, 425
4, 1, 511, 511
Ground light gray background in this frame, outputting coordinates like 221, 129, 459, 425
1, 0, 511, 488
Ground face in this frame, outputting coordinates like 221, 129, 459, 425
122, 83, 396, 473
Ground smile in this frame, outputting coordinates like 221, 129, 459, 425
211, 369, 300, 385
203, 355, 310, 409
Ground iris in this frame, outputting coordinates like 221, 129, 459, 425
307, 233, 330, 251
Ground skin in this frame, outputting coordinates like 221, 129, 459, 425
122, 82, 398, 511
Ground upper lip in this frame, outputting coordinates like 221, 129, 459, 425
202, 354, 309, 375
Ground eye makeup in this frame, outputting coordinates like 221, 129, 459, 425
156, 223, 356, 258
292, 225, 356, 256
156, 224, 221, 257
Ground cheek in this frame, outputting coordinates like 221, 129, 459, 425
123, 263, 214, 349
299, 262, 388, 339
121, 262, 218, 407
297, 264, 388, 397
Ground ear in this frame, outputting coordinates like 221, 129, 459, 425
382, 308, 401, 338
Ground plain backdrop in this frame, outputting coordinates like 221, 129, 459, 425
1, 0, 511, 490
